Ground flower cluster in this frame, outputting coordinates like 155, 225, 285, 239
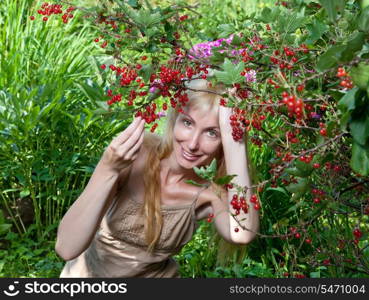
188, 35, 235, 59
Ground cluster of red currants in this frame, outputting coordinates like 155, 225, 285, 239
311, 188, 325, 204
269, 45, 308, 71
179, 15, 189, 21
30, 2, 75, 23
229, 109, 248, 142
280, 91, 305, 120
353, 228, 363, 245
336, 67, 353, 89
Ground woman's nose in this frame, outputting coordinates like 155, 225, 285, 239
188, 132, 200, 152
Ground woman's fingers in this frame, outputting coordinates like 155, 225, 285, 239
116, 119, 145, 156
125, 130, 144, 159
113, 117, 143, 145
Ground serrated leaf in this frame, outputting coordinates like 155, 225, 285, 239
265, 187, 289, 198
349, 112, 369, 146
295, 159, 314, 177
338, 87, 360, 112
340, 110, 352, 131
316, 45, 346, 72
318, 0, 345, 22
230, 34, 242, 46
358, 6, 369, 32
209, 158, 217, 173
285, 177, 310, 193
350, 141, 369, 176
185, 180, 205, 187
305, 19, 328, 45
285, 167, 305, 177
129, 8, 163, 28
217, 24, 236, 38
214, 174, 237, 185
340, 32, 366, 62
277, 12, 306, 34
350, 63, 369, 90
258, 7, 281, 23
213, 59, 245, 85
76, 81, 106, 106
138, 64, 153, 82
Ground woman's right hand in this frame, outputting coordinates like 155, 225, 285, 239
100, 116, 146, 173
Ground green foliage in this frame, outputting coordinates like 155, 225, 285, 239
214, 59, 245, 85
1, 0, 369, 279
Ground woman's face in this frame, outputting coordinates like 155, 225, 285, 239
172, 105, 222, 170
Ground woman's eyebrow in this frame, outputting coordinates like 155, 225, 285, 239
181, 113, 220, 130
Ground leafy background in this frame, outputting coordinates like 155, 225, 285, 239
0, 0, 368, 278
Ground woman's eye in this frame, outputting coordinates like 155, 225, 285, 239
183, 119, 191, 126
208, 130, 218, 137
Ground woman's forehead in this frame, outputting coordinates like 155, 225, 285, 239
180, 106, 219, 126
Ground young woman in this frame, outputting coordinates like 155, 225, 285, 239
56, 79, 259, 277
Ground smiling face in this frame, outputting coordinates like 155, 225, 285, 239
171, 105, 222, 170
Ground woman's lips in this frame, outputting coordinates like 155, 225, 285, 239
182, 148, 201, 161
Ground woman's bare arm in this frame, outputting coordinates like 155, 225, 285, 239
55, 117, 145, 261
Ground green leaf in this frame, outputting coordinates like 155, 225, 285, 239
317, 45, 346, 72
20, 189, 30, 198
209, 158, 217, 174
127, 0, 139, 8
360, 0, 369, 9
230, 34, 242, 46
214, 174, 237, 185
350, 63, 369, 90
217, 24, 236, 39
338, 87, 360, 112
340, 110, 352, 131
0, 224, 12, 235
349, 112, 369, 145
133, 10, 163, 28
305, 19, 328, 45
318, 0, 345, 22
310, 271, 321, 278
266, 187, 289, 198
285, 167, 305, 177
193, 159, 218, 181
287, 197, 305, 209
285, 177, 310, 193
340, 32, 366, 62
320, 152, 334, 166
277, 11, 307, 34
350, 141, 369, 175
138, 64, 153, 83
213, 59, 245, 85
295, 159, 314, 177
358, 6, 369, 32
185, 180, 205, 187
76, 81, 106, 106
258, 7, 281, 23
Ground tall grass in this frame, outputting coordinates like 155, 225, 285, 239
0, 0, 128, 240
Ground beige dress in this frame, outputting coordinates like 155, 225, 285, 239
59, 187, 205, 278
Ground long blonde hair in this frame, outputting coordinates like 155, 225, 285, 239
141, 79, 257, 265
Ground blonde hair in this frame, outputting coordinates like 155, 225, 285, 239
141, 79, 257, 267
